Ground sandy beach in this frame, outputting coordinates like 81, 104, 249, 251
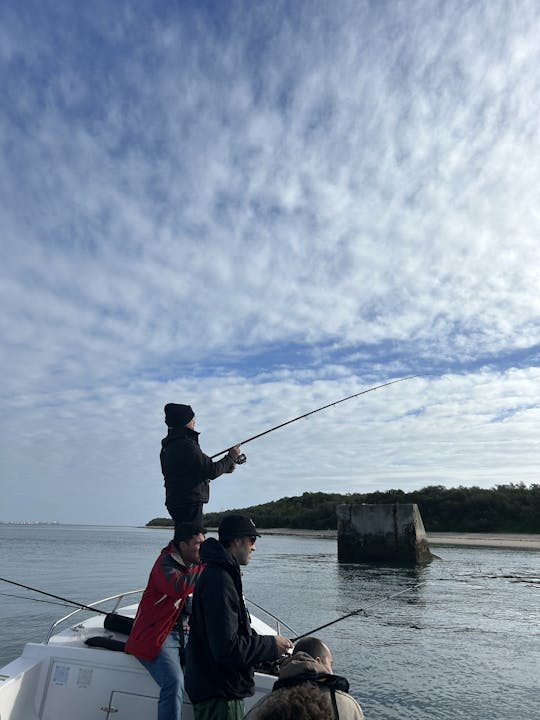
426, 532, 540, 550
251, 528, 540, 550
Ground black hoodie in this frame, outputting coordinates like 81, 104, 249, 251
185, 538, 278, 703
160, 426, 235, 508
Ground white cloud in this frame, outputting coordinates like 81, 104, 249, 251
1, 1, 540, 522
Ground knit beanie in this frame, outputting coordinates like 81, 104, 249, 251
164, 403, 195, 427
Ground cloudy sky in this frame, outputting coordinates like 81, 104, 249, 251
1, 0, 539, 525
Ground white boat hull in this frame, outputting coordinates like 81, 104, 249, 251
0, 601, 279, 719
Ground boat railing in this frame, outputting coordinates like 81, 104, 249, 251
44, 588, 145, 643
44, 589, 297, 643
245, 597, 297, 636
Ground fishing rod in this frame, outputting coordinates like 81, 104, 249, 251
290, 584, 420, 642
0, 577, 109, 616
211, 375, 419, 462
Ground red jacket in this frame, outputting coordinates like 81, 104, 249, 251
125, 541, 204, 661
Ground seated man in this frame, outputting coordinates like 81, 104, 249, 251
245, 636, 365, 720
247, 681, 333, 720
125, 522, 206, 720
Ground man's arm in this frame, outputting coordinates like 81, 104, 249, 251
202, 571, 278, 669
197, 444, 239, 479
337, 692, 365, 720
151, 555, 204, 603
171, 440, 238, 481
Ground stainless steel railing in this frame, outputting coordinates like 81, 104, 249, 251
245, 598, 298, 636
45, 589, 145, 642
44, 589, 297, 642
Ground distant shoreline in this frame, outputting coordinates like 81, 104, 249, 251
203, 527, 540, 550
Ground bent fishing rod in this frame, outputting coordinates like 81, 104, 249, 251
211, 375, 419, 462
290, 584, 420, 642
0, 577, 109, 616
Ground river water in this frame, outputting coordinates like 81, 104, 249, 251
0, 524, 538, 719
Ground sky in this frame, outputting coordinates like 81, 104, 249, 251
1, 0, 539, 525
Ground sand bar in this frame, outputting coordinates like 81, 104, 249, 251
188, 526, 540, 550
427, 532, 540, 550
251, 528, 540, 550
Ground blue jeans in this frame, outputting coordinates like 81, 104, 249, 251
139, 630, 184, 720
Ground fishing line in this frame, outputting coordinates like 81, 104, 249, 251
0, 577, 109, 616
211, 375, 420, 460
0, 591, 72, 608
290, 584, 421, 642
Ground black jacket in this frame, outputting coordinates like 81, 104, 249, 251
160, 427, 235, 508
185, 538, 278, 703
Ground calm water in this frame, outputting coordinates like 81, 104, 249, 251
0, 524, 539, 719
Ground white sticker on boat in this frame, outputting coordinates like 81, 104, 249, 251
52, 664, 70, 685
77, 667, 93, 688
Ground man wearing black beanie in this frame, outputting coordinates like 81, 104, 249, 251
160, 403, 241, 526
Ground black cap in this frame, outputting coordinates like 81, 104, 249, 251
218, 515, 261, 542
164, 403, 195, 427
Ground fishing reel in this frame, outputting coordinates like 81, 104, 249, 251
235, 453, 247, 464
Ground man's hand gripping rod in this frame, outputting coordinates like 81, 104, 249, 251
212, 375, 418, 464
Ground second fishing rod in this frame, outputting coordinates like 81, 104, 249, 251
211, 375, 419, 463
0, 577, 136, 635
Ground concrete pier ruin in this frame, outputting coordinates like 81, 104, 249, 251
337, 503, 434, 564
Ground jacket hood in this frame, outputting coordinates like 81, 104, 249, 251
274, 651, 350, 693
165, 540, 189, 568
200, 537, 239, 569
161, 426, 200, 449
278, 652, 322, 680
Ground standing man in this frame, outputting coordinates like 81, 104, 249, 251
185, 515, 293, 720
161, 403, 241, 526
125, 522, 206, 720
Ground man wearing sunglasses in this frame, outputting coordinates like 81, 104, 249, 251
185, 515, 293, 720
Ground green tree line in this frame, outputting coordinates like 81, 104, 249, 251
147, 483, 540, 533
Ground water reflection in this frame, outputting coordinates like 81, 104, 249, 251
336, 562, 428, 613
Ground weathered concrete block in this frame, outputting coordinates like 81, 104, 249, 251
337, 503, 434, 564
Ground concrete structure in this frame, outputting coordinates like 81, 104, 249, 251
337, 503, 434, 564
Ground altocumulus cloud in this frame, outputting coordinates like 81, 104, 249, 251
1, 0, 539, 524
